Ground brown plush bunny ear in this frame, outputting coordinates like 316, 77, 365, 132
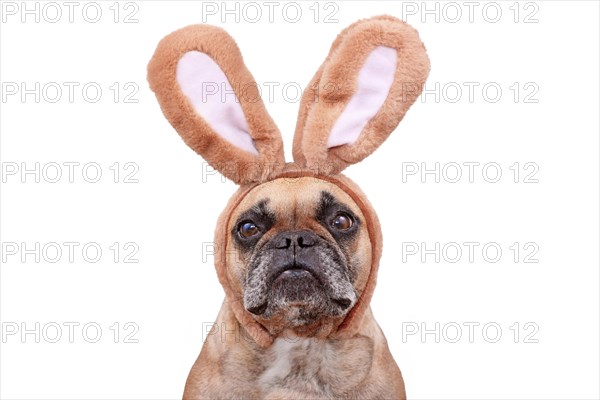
148, 25, 285, 184
292, 16, 430, 175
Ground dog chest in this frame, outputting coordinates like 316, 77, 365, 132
258, 336, 374, 396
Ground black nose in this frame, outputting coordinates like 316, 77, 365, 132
272, 230, 318, 249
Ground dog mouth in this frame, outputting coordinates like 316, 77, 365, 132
245, 262, 355, 316
276, 268, 314, 280
270, 262, 322, 285
272, 265, 352, 309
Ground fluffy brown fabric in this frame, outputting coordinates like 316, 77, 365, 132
293, 15, 430, 175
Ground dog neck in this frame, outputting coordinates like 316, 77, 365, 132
184, 300, 399, 398
184, 300, 406, 399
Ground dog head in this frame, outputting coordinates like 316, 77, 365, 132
226, 177, 372, 337
148, 16, 429, 345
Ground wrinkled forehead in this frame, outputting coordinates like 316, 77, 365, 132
230, 177, 365, 224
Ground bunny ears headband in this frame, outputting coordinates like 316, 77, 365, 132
148, 16, 430, 184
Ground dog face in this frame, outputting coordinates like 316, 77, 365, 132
224, 177, 372, 336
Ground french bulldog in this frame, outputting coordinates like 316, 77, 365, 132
183, 175, 406, 398
148, 15, 429, 399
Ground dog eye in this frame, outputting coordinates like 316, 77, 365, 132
239, 221, 260, 238
332, 213, 353, 230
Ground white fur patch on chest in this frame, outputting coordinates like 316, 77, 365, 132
259, 337, 313, 386
258, 335, 373, 396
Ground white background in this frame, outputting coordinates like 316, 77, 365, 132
1, 1, 599, 399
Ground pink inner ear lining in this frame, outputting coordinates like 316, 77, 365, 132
176, 51, 259, 155
326, 46, 398, 148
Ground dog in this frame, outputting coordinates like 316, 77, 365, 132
183, 175, 406, 398
148, 15, 429, 399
